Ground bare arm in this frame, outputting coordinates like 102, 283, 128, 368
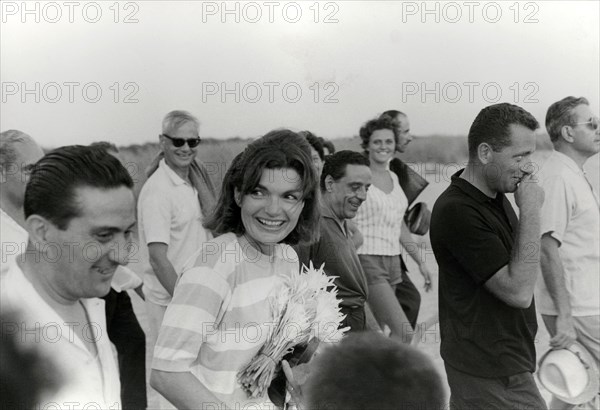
148, 242, 178, 296
540, 234, 576, 348
400, 221, 432, 291
150, 369, 229, 410
400, 221, 422, 264
368, 283, 413, 343
485, 177, 544, 308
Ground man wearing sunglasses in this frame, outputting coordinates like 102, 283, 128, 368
137, 110, 216, 409
537, 96, 600, 410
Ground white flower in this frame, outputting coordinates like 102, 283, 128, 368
238, 261, 348, 398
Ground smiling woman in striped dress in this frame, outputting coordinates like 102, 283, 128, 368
149, 130, 320, 410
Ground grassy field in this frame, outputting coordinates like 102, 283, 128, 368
115, 133, 557, 198
120, 136, 599, 408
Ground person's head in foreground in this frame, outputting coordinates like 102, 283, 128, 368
359, 116, 398, 166
205, 129, 320, 254
321, 150, 371, 221
1, 310, 59, 409
467, 102, 539, 194
23, 145, 136, 300
545, 96, 600, 159
379, 110, 413, 153
303, 332, 445, 410
0, 130, 44, 210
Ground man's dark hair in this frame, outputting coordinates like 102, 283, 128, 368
380, 110, 406, 121
320, 150, 370, 191
359, 117, 398, 151
24, 145, 133, 229
468, 103, 539, 159
545, 96, 590, 143
90, 141, 119, 154
304, 332, 445, 410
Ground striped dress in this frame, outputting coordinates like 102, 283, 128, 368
152, 233, 298, 409
354, 170, 408, 255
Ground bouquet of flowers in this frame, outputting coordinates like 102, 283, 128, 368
238, 262, 349, 399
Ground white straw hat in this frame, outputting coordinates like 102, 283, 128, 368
538, 342, 599, 405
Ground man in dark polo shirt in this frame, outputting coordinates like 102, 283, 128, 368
296, 150, 374, 332
431, 103, 547, 409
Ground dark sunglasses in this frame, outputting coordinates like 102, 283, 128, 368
160, 134, 201, 148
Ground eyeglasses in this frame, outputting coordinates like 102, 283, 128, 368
160, 134, 201, 148
574, 118, 599, 131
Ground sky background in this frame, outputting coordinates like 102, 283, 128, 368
1, 0, 599, 148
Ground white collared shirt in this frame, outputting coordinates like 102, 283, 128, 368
1, 208, 28, 277
536, 151, 600, 316
1, 263, 121, 409
138, 159, 209, 305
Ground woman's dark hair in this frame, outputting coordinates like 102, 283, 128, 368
319, 137, 336, 155
299, 131, 325, 161
204, 129, 320, 245
359, 116, 398, 151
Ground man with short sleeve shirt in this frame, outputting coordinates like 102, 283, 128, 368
431, 103, 547, 409
2, 146, 135, 409
138, 110, 212, 408
536, 96, 600, 410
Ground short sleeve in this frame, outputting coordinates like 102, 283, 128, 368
152, 267, 231, 372
139, 189, 172, 246
440, 202, 510, 285
540, 175, 571, 245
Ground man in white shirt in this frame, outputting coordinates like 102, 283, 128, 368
0, 130, 44, 276
1, 145, 136, 409
1, 133, 147, 408
89, 141, 147, 409
537, 96, 600, 410
138, 110, 214, 408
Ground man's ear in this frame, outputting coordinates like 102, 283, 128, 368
559, 125, 575, 143
477, 143, 493, 165
158, 134, 166, 150
324, 175, 335, 192
25, 215, 52, 244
